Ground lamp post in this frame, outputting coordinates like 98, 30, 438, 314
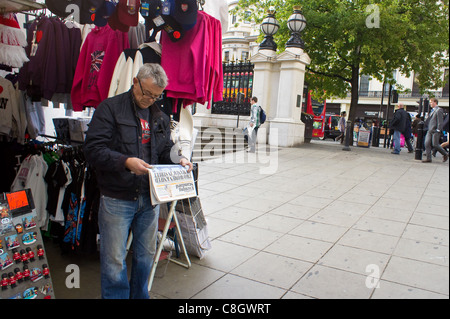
259, 9, 280, 51
286, 6, 307, 49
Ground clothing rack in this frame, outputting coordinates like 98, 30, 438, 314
38, 134, 84, 145
22, 138, 84, 162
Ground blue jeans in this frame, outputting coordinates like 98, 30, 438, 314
393, 130, 401, 154
98, 194, 159, 299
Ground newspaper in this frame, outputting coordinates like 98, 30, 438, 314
148, 165, 197, 204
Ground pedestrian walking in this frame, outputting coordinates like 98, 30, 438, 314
247, 96, 260, 153
335, 111, 346, 144
389, 103, 413, 154
422, 98, 449, 163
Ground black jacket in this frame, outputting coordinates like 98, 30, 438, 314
83, 89, 180, 201
443, 113, 449, 132
390, 108, 411, 135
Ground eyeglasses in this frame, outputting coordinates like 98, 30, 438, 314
137, 78, 163, 101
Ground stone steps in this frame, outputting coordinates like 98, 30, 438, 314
191, 127, 248, 162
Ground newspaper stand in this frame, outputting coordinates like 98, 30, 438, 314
148, 200, 191, 290
125, 200, 191, 291
126, 165, 197, 291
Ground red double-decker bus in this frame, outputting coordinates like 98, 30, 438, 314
303, 90, 327, 139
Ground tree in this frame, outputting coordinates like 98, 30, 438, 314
233, 0, 449, 122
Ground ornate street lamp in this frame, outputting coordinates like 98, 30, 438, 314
286, 6, 306, 49
259, 9, 280, 51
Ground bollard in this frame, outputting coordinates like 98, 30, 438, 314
342, 120, 352, 151
415, 121, 424, 160
383, 121, 388, 148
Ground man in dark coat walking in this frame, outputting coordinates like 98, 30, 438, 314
389, 103, 413, 154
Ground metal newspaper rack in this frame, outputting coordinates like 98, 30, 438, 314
126, 200, 192, 291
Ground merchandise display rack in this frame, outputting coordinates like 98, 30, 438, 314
0, 189, 55, 299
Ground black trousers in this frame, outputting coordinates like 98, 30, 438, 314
335, 132, 345, 143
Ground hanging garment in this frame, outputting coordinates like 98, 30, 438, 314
11, 154, 48, 229
202, 0, 228, 33
81, 167, 100, 253
71, 24, 129, 110
63, 192, 86, 250
49, 17, 68, 94
0, 13, 29, 68
19, 91, 45, 139
108, 42, 161, 97
0, 76, 21, 138
128, 23, 146, 49
50, 160, 72, 225
44, 160, 68, 218
66, 21, 82, 92
18, 17, 58, 100
62, 158, 86, 250
17, 16, 83, 102
161, 11, 223, 110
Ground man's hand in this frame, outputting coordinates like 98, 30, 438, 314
180, 158, 194, 173
125, 157, 152, 175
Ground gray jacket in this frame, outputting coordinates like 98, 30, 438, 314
425, 106, 444, 133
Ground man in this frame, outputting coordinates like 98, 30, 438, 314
84, 63, 193, 299
389, 103, 413, 154
248, 96, 260, 153
335, 111, 346, 144
423, 98, 448, 163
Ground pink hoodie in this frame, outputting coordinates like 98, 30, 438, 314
161, 11, 223, 109
71, 25, 129, 111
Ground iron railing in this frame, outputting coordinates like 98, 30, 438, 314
212, 60, 254, 115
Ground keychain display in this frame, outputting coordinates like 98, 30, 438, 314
0, 190, 54, 299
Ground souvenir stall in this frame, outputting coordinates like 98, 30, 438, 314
0, 189, 55, 299
0, 0, 221, 298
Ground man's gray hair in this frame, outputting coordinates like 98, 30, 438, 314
137, 63, 168, 88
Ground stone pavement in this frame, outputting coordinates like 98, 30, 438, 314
150, 140, 449, 299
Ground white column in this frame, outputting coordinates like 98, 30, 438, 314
250, 50, 279, 145
269, 47, 310, 147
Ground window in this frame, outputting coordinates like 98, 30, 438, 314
384, 70, 397, 95
224, 51, 230, 62
243, 11, 251, 24
241, 52, 249, 61
412, 72, 420, 96
360, 75, 370, 96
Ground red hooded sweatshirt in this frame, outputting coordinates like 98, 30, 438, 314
71, 25, 129, 111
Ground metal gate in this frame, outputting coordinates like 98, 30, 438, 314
212, 60, 254, 115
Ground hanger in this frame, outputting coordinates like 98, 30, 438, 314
197, 0, 205, 11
